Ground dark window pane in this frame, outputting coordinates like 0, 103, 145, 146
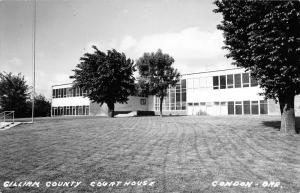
243, 101, 250, 114
181, 91, 186, 102
52, 89, 55, 98
235, 101, 242, 115
194, 103, 199, 106
234, 74, 241, 88
251, 76, 258, 87
260, 100, 268, 114
176, 102, 181, 110
188, 103, 193, 106
220, 75, 226, 89
251, 101, 259, 115
176, 92, 180, 102
213, 76, 219, 89
228, 101, 234, 115
242, 73, 250, 87
181, 79, 186, 89
227, 74, 233, 88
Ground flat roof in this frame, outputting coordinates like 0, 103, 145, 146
181, 67, 243, 76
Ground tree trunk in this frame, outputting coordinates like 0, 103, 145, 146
279, 94, 296, 134
160, 96, 163, 117
107, 102, 115, 118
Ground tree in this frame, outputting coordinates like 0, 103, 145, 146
0, 72, 29, 118
70, 46, 136, 117
214, 0, 300, 134
26, 94, 51, 117
136, 49, 180, 116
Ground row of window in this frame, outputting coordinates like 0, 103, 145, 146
187, 100, 268, 115
51, 105, 89, 116
213, 73, 258, 89
52, 87, 87, 98
154, 79, 187, 111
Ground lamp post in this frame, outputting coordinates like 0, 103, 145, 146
31, 0, 36, 123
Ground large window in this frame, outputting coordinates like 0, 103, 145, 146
234, 74, 241, 88
243, 101, 250, 114
228, 101, 234, 115
227, 74, 233, 88
260, 100, 268, 114
251, 101, 259, 115
242, 73, 250, 87
154, 79, 186, 111
52, 105, 89, 116
213, 76, 219, 89
220, 75, 226, 89
235, 101, 242, 115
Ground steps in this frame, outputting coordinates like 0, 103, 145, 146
0, 122, 22, 130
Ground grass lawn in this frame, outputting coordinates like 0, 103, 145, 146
0, 116, 299, 193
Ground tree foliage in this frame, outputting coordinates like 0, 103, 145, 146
0, 72, 29, 118
214, 0, 300, 133
70, 46, 136, 117
136, 49, 180, 116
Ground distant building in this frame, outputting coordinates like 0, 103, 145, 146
51, 68, 300, 117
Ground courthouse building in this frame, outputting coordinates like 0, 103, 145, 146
51, 68, 300, 117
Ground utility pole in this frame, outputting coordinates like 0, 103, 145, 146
31, 0, 36, 123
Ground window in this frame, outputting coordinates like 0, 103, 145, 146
55, 89, 58, 98
63, 88, 67, 97
140, 98, 146, 105
182, 102, 186, 110
228, 101, 234, 115
251, 76, 258, 87
251, 101, 259, 115
220, 75, 226, 89
235, 101, 242, 115
79, 88, 83, 96
234, 74, 241, 88
260, 100, 268, 114
227, 74, 233, 88
72, 88, 76, 97
176, 102, 181, 110
194, 102, 199, 106
85, 106, 89, 115
200, 102, 206, 106
242, 73, 250, 87
188, 103, 193, 106
243, 101, 250, 115
214, 102, 220, 106
213, 76, 219, 89
52, 89, 55, 98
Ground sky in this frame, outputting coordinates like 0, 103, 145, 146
0, 0, 233, 98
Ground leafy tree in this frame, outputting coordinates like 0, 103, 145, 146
70, 46, 136, 117
136, 49, 180, 116
26, 94, 51, 117
214, 0, 300, 134
0, 72, 29, 118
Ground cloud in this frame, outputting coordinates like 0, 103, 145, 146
84, 27, 232, 74
117, 27, 226, 60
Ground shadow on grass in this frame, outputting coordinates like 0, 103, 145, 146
262, 117, 300, 134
